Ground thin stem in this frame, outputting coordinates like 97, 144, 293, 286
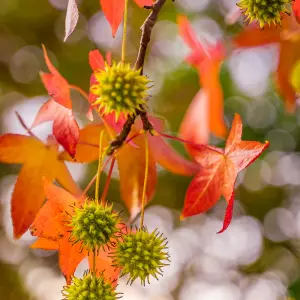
69, 84, 89, 101
16, 112, 38, 139
92, 248, 96, 275
140, 133, 149, 228
101, 157, 116, 203
121, 0, 129, 63
95, 130, 106, 203
81, 131, 143, 197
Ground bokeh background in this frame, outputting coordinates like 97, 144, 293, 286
0, 0, 300, 299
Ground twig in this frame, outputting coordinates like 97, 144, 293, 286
134, 0, 169, 72
106, 115, 136, 155
106, 0, 169, 156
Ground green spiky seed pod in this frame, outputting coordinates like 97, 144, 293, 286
70, 200, 120, 252
111, 227, 170, 285
91, 62, 150, 120
237, 0, 291, 28
62, 271, 119, 300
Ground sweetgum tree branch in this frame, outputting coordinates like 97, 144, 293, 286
107, 0, 171, 156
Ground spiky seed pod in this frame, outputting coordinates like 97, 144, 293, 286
90, 62, 150, 120
237, 0, 291, 28
62, 271, 120, 300
70, 200, 120, 252
111, 227, 170, 285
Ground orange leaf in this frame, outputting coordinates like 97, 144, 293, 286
178, 16, 227, 140
0, 133, 80, 238
183, 114, 269, 232
99, 0, 125, 37
31, 181, 120, 283
41, 45, 72, 109
32, 99, 80, 157
117, 130, 157, 219
60, 123, 108, 163
134, 0, 153, 7
31, 237, 58, 250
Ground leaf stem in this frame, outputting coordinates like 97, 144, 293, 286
101, 157, 116, 203
81, 131, 142, 197
95, 130, 105, 203
92, 248, 96, 275
139, 133, 149, 228
121, 0, 129, 63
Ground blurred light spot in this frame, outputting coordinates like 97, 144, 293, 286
10, 46, 41, 84
224, 96, 250, 120
275, 154, 300, 186
88, 12, 123, 51
244, 276, 287, 300
246, 99, 277, 129
243, 160, 268, 192
48, 0, 68, 10
1, 95, 52, 139
266, 129, 296, 152
262, 151, 285, 186
228, 46, 278, 97
175, 0, 210, 12
54, 12, 87, 44
65, 161, 87, 183
74, 257, 89, 278
264, 208, 297, 242
201, 217, 263, 266
191, 17, 223, 44
134, 205, 174, 235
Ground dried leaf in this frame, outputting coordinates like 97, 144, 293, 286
64, 0, 79, 42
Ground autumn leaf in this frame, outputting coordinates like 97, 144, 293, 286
293, 0, 300, 24
32, 99, 80, 158
178, 15, 227, 153
182, 114, 269, 232
61, 117, 199, 218
99, 0, 153, 37
31, 180, 120, 284
233, 14, 300, 112
40, 46, 81, 156
0, 133, 80, 238
41, 45, 72, 109
64, 0, 79, 42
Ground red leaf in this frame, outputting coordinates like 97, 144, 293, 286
134, 0, 153, 7
182, 114, 269, 232
217, 192, 235, 234
99, 0, 125, 37
32, 99, 80, 158
89, 50, 105, 71
64, 0, 79, 42
41, 45, 72, 109
145, 116, 200, 176
293, 0, 300, 24
179, 90, 209, 156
